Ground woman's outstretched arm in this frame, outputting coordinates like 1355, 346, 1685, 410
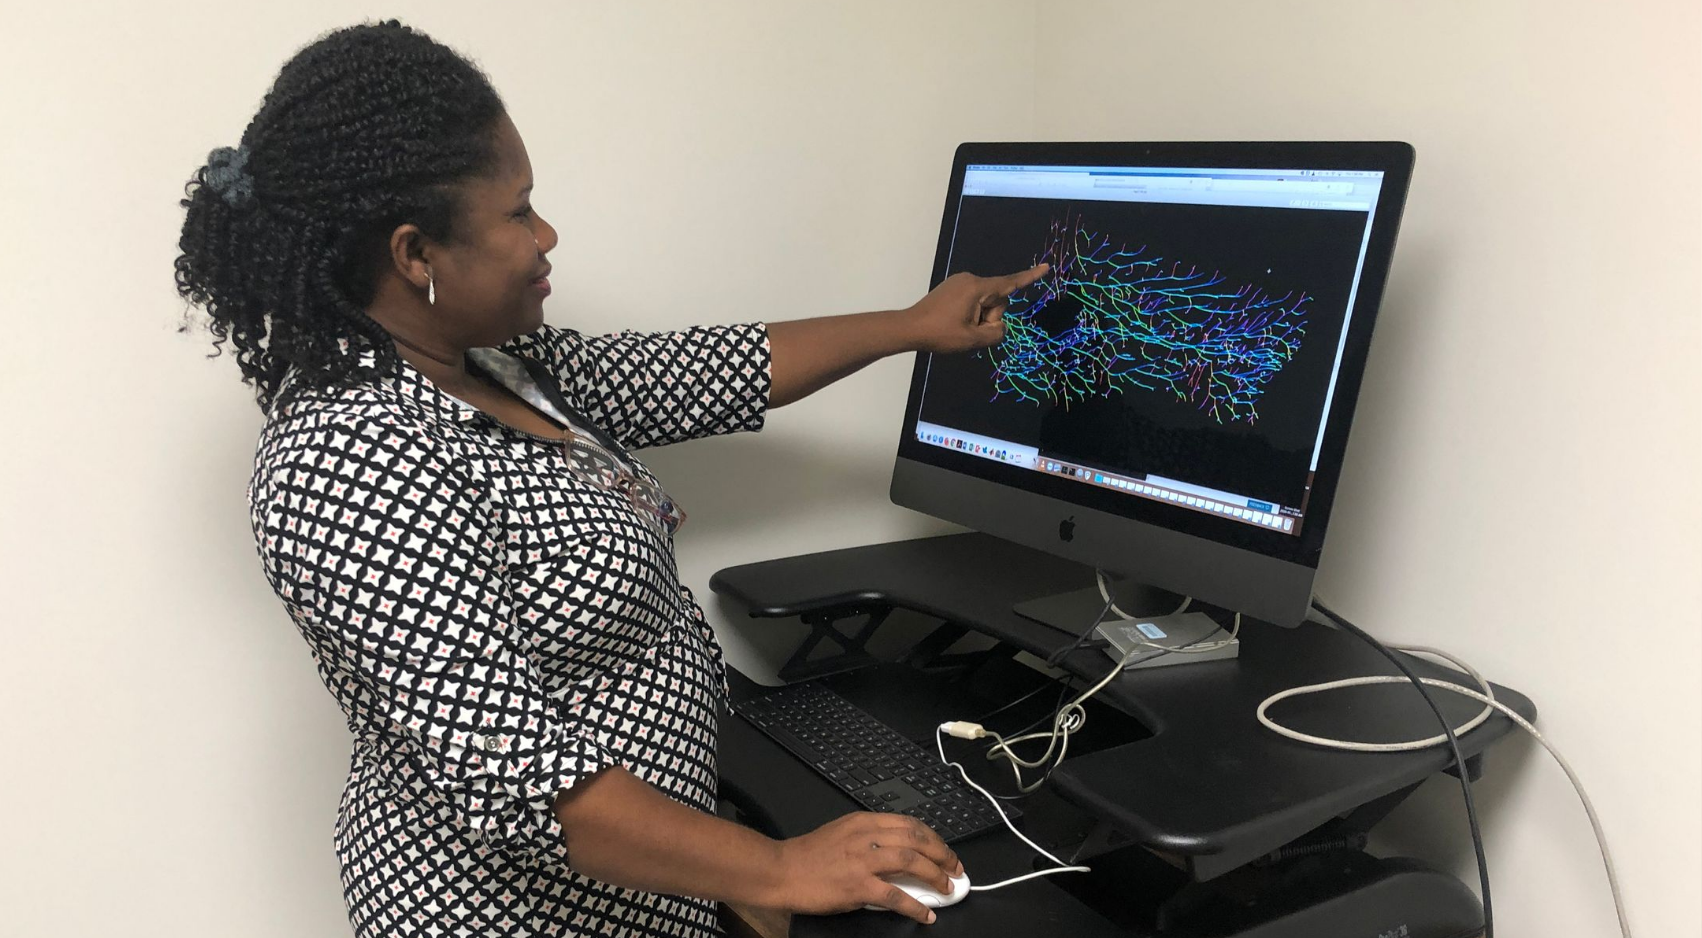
766, 264, 1047, 408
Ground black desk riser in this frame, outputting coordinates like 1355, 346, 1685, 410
711, 533, 1532, 937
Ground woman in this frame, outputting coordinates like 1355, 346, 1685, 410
176, 19, 1044, 938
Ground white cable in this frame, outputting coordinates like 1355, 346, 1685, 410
1258, 652, 1631, 938
979, 644, 1128, 791
919, 581, 1233, 889
1095, 569, 1234, 655
981, 603, 1241, 792
934, 725, 1092, 890
967, 866, 1093, 891
1096, 567, 1191, 620
985, 575, 1228, 794
1257, 645, 1496, 751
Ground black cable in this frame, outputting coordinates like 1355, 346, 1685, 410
1311, 599, 1493, 938
1044, 593, 1119, 670
1004, 600, 1225, 740
970, 673, 1071, 726
968, 592, 1113, 727
956, 593, 1115, 800
974, 590, 1222, 796
1001, 593, 1117, 739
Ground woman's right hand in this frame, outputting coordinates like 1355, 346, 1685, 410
772, 812, 964, 924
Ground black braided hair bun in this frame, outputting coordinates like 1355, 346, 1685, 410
175, 18, 507, 410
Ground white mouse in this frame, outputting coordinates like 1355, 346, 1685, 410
863, 871, 972, 911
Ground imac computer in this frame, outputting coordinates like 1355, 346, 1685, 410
891, 142, 1413, 634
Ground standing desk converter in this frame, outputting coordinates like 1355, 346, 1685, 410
710, 533, 1533, 937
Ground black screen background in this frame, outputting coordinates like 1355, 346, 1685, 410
917, 195, 1370, 508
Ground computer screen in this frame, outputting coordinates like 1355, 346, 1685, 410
892, 143, 1413, 625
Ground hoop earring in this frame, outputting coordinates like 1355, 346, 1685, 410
427, 273, 436, 306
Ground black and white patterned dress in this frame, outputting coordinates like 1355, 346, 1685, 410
248, 322, 771, 937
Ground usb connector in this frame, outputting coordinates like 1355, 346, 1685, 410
940, 721, 987, 740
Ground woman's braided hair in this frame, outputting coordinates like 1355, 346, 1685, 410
175, 19, 507, 411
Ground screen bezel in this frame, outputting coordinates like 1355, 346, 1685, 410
894, 141, 1414, 571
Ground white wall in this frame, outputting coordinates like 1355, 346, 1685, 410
0, 3, 1032, 935
1, 1, 1696, 936
1031, 2, 1702, 935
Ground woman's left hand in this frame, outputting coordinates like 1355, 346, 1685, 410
904, 263, 1050, 354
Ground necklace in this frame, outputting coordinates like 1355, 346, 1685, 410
388, 329, 445, 359
387, 331, 474, 391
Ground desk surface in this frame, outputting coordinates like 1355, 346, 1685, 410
719, 662, 1168, 937
711, 532, 1536, 881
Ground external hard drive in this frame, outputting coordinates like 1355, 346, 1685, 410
1096, 612, 1240, 670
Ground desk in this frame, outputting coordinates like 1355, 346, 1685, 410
711, 533, 1531, 937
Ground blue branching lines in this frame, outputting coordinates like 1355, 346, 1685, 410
983, 214, 1309, 424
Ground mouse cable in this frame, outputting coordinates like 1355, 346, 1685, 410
1095, 567, 1192, 621
1266, 601, 1630, 938
978, 568, 1194, 732
933, 724, 1092, 891
958, 591, 1120, 805
949, 606, 1242, 801
951, 576, 1232, 799
979, 578, 1240, 794
1306, 600, 1493, 938
969, 591, 1117, 728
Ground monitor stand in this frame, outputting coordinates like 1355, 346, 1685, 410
1012, 576, 1241, 670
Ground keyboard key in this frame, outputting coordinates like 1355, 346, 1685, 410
735, 683, 1020, 843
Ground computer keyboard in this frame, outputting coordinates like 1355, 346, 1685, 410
733, 681, 1018, 843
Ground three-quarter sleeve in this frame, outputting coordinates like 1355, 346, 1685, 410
250, 411, 618, 858
498, 322, 772, 450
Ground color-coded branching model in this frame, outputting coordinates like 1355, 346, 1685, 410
983, 215, 1309, 424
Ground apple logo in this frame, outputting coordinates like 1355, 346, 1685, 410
1059, 516, 1076, 542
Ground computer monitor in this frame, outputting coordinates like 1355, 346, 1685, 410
891, 142, 1414, 627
